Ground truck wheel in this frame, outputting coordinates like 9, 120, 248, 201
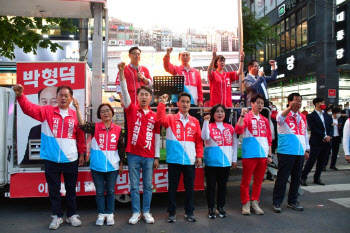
115, 194, 131, 203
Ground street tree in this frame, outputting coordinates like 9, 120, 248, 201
0, 16, 77, 60
242, 1, 277, 58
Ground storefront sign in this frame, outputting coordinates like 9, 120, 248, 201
286, 55, 295, 70
255, 0, 265, 19
328, 89, 336, 99
278, 0, 305, 17
278, 4, 286, 17
335, 4, 347, 66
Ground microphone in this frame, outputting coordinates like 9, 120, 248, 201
136, 66, 140, 82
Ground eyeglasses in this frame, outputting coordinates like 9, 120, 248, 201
101, 109, 111, 114
253, 65, 260, 68
131, 52, 141, 57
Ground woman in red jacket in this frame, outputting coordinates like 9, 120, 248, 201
207, 48, 245, 123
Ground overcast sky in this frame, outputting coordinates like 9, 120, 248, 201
107, 0, 239, 33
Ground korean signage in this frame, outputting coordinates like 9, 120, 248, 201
265, 0, 276, 15
335, 4, 347, 66
286, 55, 295, 70
328, 89, 336, 99
255, 0, 265, 19
16, 62, 89, 165
278, 0, 305, 17
9, 168, 204, 198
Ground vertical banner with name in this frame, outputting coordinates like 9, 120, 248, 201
335, 3, 347, 66
16, 62, 88, 165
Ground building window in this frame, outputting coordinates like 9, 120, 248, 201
285, 31, 290, 53
302, 6, 308, 21
296, 24, 302, 48
302, 21, 308, 46
280, 33, 286, 55
290, 13, 295, 28
290, 28, 296, 51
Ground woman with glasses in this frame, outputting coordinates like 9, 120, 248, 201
73, 100, 125, 226
207, 48, 245, 123
201, 104, 237, 219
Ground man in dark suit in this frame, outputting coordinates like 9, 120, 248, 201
243, 59, 277, 108
301, 97, 333, 186
324, 107, 344, 170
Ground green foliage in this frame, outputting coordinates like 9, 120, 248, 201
0, 16, 77, 60
242, 1, 277, 57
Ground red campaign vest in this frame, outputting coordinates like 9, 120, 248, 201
125, 104, 160, 158
93, 122, 122, 151
246, 112, 268, 137
209, 122, 234, 146
284, 112, 307, 135
171, 115, 199, 143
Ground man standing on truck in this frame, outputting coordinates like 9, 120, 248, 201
13, 84, 86, 230
163, 48, 203, 120
157, 92, 203, 223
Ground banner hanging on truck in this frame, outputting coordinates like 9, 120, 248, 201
16, 62, 91, 165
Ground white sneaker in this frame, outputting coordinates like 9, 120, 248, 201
242, 201, 251, 215
96, 213, 106, 226
66, 214, 82, 227
128, 212, 141, 224
143, 212, 155, 224
251, 200, 264, 215
106, 214, 115, 226
49, 215, 63, 230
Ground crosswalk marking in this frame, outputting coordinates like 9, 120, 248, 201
329, 198, 350, 208
301, 184, 350, 193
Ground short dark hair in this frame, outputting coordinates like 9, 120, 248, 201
129, 46, 141, 54
57, 85, 73, 96
97, 103, 115, 119
209, 104, 227, 123
137, 86, 152, 95
313, 97, 324, 106
178, 92, 191, 101
247, 59, 258, 69
178, 51, 190, 60
287, 93, 302, 102
251, 93, 265, 103
213, 55, 225, 69
332, 107, 341, 114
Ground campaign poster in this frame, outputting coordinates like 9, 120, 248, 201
16, 62, 88, 165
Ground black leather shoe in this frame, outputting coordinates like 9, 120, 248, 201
330, 166, 339, 171
287, 202, 304, 211
300, 180, 308, 186
314, 179, 325, 185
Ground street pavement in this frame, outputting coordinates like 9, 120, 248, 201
1, 157, 349, 233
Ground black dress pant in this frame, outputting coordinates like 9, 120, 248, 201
205, 166, 230, 209
44, 160, 78, 217
167, 163, 195, 215
325, 136, 341, 168
273, 154, 304, 205
301, 142, 331, 181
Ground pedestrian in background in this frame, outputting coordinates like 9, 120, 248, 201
301, 97, 333, 186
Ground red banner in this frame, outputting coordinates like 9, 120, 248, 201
9, 167, 204, 198
17, 62, 86, 95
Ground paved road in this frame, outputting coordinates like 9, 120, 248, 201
1, 162, 349, 233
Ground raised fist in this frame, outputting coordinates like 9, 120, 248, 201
13, 84, 24, 97
204, 114, 211, 121
166, 47, 173, 55
72, 98, 79, 109
241, 108, 248, 116
118, 62, 126, 71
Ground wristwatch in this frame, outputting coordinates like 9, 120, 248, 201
268, 155, 272, 158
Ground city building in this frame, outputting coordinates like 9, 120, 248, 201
248, 0, 350, 110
